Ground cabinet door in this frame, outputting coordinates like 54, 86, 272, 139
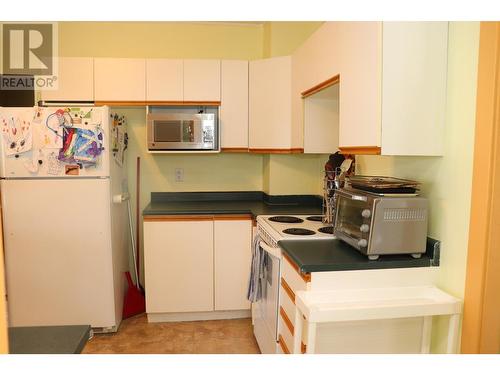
249, 56, 292, 150
214, 219, 252, 311
40, 57, 94, 101
144, 220, 214, 313
94, 58, 146, 102
146, 59, 183, 101
338, 22, 382, 150
220, 60, 249, 150
183, 59, 221, 101
381, 22, 448, 156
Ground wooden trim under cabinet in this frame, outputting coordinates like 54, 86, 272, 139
147, 101, 221, 106
283, 253, 311, 283
281, 277, 296, 303
301, 75, 340, 98
143, 215, 214, 222
213, 214, 253, 221
221, 148, 249, 153
144, 214, 253, 222
94, 101, 221, 107
95, 101, 146, 107
249, 148, 304, 154
339, 146, 381, 155
278, 334, 290, 354
280, 306, 294, 336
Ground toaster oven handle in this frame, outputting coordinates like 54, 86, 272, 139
339, 190, 368, 202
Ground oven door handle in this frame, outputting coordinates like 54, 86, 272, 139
259, 240, 281, 259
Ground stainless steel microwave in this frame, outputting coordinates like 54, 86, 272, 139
333, 188, 428, 260
147, 113, 218, 151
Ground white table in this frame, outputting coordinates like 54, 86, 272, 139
293, 286, 462, 354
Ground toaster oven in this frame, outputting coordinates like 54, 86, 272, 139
333, 188, 428, 260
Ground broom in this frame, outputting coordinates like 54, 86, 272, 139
122, 157, 145, 319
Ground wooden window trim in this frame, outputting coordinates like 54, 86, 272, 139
462, 21, 500, 354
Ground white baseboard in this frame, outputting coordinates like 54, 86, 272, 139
147, 309, 251, 323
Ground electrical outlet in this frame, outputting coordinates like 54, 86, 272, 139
175, 168, 184, 182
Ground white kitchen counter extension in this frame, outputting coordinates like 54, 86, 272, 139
293, 285, 462, 354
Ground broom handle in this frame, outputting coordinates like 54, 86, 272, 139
127, 199, 140, 287
136, 156, 141, 285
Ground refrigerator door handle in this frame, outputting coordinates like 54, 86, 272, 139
112, 192, 130, 204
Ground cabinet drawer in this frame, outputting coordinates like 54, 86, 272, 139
278, 314, 294, 354
282, 254, 309, 293
280, 278, 297, 323
278, 312, 308, 354
278, 334, 290, 354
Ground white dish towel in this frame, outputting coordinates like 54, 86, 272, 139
247, 234, 266, 302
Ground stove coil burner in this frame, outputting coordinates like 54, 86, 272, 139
306, 216, 324, 222
282, 228, 316, 236
268, 216, 304, 224
318, 226, 334, 234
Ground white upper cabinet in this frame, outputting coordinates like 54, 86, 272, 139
381, 22, 448, 156
183, 59, 221, 101
220, 60, 249, 150
337, 22, 448, 155
294, 21, 448, 156
337, 22, 382, 151
94, 58, 146, 102
40, 57, 94, 102
249, 56, 293, 151
146, 59, 183, 101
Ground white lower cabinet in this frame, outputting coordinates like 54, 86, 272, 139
144, 219, 214, 313
144, 217, 252, 319
279, 256, 438, 354
214, 220, 252, 310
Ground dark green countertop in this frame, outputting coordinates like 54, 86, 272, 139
8, 325, 91, 354
143, 191, 322, 217
279, 238, 439, 273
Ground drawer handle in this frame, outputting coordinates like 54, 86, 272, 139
280, 306, 294, 336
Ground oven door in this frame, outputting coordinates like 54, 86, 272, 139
147, 114, 213, 150
333, 190, 372, 253
252, 241, 281, 354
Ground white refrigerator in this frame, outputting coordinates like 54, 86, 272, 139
0, 105, 129, 331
